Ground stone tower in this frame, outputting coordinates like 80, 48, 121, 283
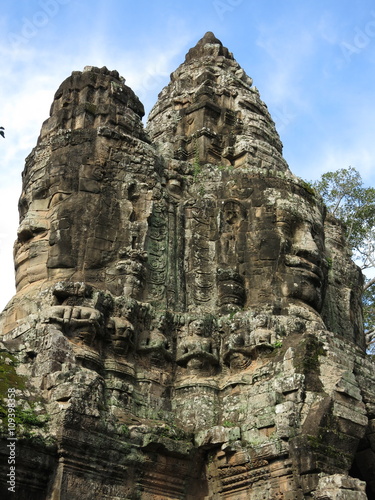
1, 32, 375, 499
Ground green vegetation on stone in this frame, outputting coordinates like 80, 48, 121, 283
0, 351, 48, 436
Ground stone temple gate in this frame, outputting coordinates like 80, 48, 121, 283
1, 32, 375, 499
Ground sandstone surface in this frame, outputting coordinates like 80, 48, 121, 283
1, 32, 375, 499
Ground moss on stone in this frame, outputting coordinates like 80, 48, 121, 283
293, 335, 326, 391
84, 102, 98, 115
306, 434, 352, 469
0, 351, 49, 437
0, 351, 26, 394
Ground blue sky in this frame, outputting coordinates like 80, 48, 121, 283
1, 0, 375, 309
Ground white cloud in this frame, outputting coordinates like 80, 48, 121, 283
303, 139, 375, 184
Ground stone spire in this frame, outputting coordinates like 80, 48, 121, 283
184, 31, 233, 62
147, 32, 289, 173
40, 66, 146, 141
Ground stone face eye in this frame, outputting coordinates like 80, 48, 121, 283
48, 192, 71, 208
18, 196, 30, 219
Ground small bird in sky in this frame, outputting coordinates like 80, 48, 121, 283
0, 127, 4, 138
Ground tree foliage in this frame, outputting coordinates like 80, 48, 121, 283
311, 166, 375, 353
0, 127, 4, 138
312, 166, 375, 271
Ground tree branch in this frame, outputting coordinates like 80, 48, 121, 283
364, 277, 375, 291
332, 194, 345, 215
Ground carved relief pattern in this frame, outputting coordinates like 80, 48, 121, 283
185, 198, 217, 309
145, 200, 168, 303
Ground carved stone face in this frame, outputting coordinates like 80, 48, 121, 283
13, 69, 150, 296
218, 177, 328, 314
47, 187, 117, 271
189, 319, 205, 336
271, 192, 327, 312
280, 220, 326, 310
222, 200, 245, 231
15, 153, 150, 296
15, 198, 50, 288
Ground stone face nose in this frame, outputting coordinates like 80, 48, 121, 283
292, 225, 322, 264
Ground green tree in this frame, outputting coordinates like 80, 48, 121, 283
311, 166, 375, 352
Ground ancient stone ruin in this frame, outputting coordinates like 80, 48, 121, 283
1, 32, 375, 499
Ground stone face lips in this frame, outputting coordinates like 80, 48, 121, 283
0, 33, 374, 500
